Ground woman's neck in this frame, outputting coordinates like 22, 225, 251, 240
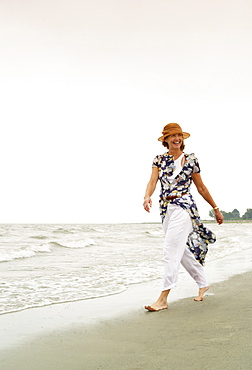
168, 149, 183, 160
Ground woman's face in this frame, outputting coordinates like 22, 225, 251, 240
165, 133, 184, 150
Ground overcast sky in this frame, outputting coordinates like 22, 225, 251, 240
0, 0, 251, 223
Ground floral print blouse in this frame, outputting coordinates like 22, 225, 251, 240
152, 152, 216, 265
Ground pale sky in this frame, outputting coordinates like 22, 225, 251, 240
0, 0, 251, 223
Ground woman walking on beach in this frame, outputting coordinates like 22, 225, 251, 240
143, 123, 224, 312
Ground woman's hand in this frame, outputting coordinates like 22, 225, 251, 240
143, 197, 152, 213
215, 209, 224, 225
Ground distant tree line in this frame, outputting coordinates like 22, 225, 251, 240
209, 208, 252, 220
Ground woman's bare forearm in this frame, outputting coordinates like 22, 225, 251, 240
144, 181, 157, 199
143, 167, 159, 212
197, 186, 217, 209
192, 172, 224, 224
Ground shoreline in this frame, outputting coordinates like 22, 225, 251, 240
1, 269, 252, 369
0, 247, 252, 352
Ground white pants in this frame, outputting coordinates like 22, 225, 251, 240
162, 203, 208, 290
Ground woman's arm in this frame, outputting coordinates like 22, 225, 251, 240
143, 167, 159, 213
192, 172, 224, 224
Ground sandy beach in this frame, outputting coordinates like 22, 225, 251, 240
1, 261, 252, 369
0, 272, 252, 369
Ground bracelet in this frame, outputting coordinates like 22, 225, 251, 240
213, 207, 219, 211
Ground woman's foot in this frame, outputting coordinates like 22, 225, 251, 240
145, 290, 170, 311
144, 301, 168, 312
194, 286, 210, 301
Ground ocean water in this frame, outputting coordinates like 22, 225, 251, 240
0, 223, 251, 315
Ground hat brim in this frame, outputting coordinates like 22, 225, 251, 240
158, 132, 190, 141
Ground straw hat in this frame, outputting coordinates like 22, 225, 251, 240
158, 123, 190, 142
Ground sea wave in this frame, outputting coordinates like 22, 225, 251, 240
0, 238, 97, 262
50, 239, 96, 249
91, 227, 105, 233
0, 285, 127, 315
53, 227, 75, 234
1, 222, 251, 315
29, 235, 48, 240
0, 244, 52, 262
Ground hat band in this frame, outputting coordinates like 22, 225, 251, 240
158, 130, 190, 141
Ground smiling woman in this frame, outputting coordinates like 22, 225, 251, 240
143, 122, 224, 312
164, 133, 185, 151
157, 123, 191, 157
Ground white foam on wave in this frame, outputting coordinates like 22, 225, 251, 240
53, 227, 75, 234
94, 228, 105, 233
0, 244, 52, 263
0, 249, 36, 262
0, 238, 97, 262
51, 238, 96, 249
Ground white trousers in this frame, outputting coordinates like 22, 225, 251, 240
162, 203, 208, 290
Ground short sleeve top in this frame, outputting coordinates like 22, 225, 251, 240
151, 152, 216, 265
